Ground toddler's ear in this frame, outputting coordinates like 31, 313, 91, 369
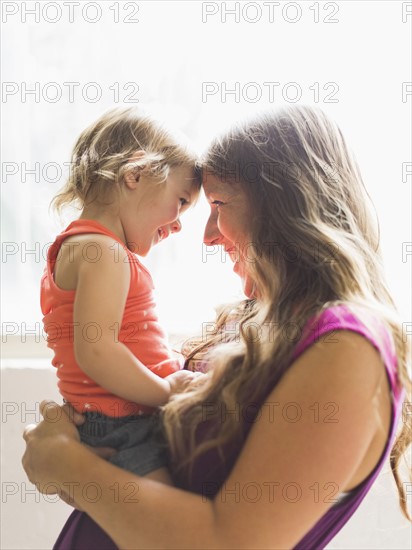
124, 150, 146, 189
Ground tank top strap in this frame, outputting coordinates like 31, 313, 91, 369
48, 219, 123, 258
292, 304, 402, 400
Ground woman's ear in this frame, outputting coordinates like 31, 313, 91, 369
124, 150, 146, 190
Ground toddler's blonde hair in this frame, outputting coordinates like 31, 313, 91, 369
52, 106, 200, 212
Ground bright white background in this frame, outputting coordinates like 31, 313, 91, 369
1, 1, 411, 549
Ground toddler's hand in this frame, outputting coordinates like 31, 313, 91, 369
165, 370, 204, 394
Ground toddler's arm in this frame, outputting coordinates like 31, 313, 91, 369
165, 369, 204, 393
72, 235, 174, 407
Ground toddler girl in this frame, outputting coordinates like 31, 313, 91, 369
41, 107, 201, 482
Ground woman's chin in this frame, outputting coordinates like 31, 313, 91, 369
243, 278, 257, 299
233, 263, 256, 299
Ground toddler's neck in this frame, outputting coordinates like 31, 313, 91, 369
79, 208, 126, 246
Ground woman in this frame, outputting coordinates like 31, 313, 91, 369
22, 105, 411, 549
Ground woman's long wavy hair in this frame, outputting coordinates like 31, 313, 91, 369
162, 105, 411, 520
52, 106, 200, 213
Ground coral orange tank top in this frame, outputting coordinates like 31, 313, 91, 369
41, 219, 179, 416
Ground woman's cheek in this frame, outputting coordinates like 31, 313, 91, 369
217, 215, 230, 241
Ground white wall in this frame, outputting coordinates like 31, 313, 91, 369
1, 364, 76, 550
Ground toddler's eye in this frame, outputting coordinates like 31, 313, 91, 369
179, 198, 189, 207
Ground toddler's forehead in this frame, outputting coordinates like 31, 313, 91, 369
187, 182, 201, 205
187, 167, 202, 193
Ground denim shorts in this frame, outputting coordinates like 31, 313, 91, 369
78, 411, 168, 476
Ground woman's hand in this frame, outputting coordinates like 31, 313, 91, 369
22, 400, 116, 501
60, 401, 87, 427
22, 400, 80, 491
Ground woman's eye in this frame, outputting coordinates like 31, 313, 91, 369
211, 200, 224, 207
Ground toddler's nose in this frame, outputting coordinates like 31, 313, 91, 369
170, 218, 182, 234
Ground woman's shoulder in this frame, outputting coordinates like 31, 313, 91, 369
293, 302, 401, 396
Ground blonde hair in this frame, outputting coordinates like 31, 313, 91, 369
163, 105, 411, 520
52, 106, 201, 212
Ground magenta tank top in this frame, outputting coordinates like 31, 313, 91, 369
291, 305, 404, 548
53, 305, 405, 550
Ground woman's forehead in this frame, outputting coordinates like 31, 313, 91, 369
202, 175, 235, 197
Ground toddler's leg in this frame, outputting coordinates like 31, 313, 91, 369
78, 412, 172, 481
144, 467, 173, 485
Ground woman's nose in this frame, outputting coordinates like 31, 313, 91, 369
203, 211, 221, 245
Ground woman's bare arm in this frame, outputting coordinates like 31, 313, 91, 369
22, 331, 390, 549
